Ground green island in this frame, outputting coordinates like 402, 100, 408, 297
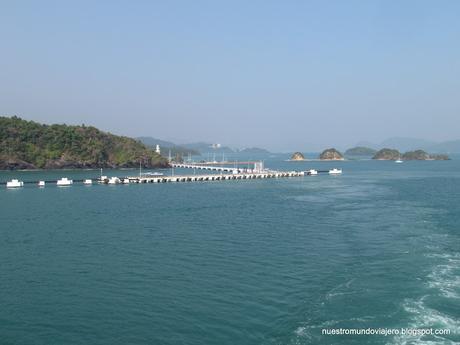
402, 150, 449, 161
0, 116, 169, 170
373, 148, 449, 160
345, 146, 377, 156
238, 147, 271, 154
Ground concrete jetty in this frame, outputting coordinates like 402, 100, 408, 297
127, 171, 305, 184
2, 164, 342, 188
171, 163, 239, 173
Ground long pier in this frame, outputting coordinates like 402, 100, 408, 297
0, 172, 303, 187
183, 161, 258, 166
129, 171, 304, 184
171, 163, 240, 173
2, 167, 342, 188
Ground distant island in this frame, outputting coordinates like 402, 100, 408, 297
373, 148, 449, 160
139, 138, 272, 156
0, 116, 169, 170
402, 150, 449, 161
372, 148, 401, 160
355, 137, 460, 153
345, 146, 377, 156
290, 152, 305, 161
180, 143, 272, 155
237, 147, 271, 154
319, 148, 344, 160
180, 142, 234, 154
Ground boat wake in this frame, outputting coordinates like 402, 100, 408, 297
391, 252, 460, 345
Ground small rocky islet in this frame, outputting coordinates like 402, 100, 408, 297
288, 147, 449, 161
290, 152, 305, 161
319, 148, 344, 160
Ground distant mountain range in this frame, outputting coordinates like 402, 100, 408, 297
137, 136, 178, 149
236, 147, 271, 154
137, 137, 271, 155
136, 137, 200, 157
180, 142, 234, 154
355, 137, 460, 153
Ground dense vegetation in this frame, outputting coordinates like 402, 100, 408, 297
345, 146, 377, 156
401, 150, 429, 160
0, 116, 169, 169
372, 148, 401, 160
402, 150, 449, 160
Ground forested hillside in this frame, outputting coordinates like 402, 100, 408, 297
0, 116, 169, 169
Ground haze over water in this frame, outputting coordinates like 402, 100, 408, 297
1, 156, 459, 344
1, 1, 460, 151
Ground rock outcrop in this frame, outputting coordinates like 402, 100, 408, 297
290, 152, 305, 161
319, 148, 344, 160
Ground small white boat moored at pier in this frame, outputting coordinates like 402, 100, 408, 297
6, 179, 24, 188
2, 166, 342, 191
144, 172, 164, 177
329, 168, 342, 175
108, 177, 121, 185
57, 177, 73, 186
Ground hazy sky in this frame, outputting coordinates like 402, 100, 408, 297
1, 1, 459, 151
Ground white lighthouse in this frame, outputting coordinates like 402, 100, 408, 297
155, 144, 161, 154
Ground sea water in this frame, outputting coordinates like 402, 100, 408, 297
0, 155, 459, 345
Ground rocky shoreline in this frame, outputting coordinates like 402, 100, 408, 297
0, 157, 170, 171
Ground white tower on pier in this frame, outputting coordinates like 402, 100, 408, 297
155, 144, 161, 154
254, 161, 264, 173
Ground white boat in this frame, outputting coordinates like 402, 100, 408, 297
38, 181, 45, 187
395, 159, 403, 163
122, 178, 130, 184
329, 168, 342, 175
83, 179, 92, 185
108, 177, 121, 184
307, 169, 318, 176
57, 177, 73, 186
144, 172, 164, 176
6, 179, 24, 188
99, 176, 108, 183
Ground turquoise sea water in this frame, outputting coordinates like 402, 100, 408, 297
1, 156, 459, 345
